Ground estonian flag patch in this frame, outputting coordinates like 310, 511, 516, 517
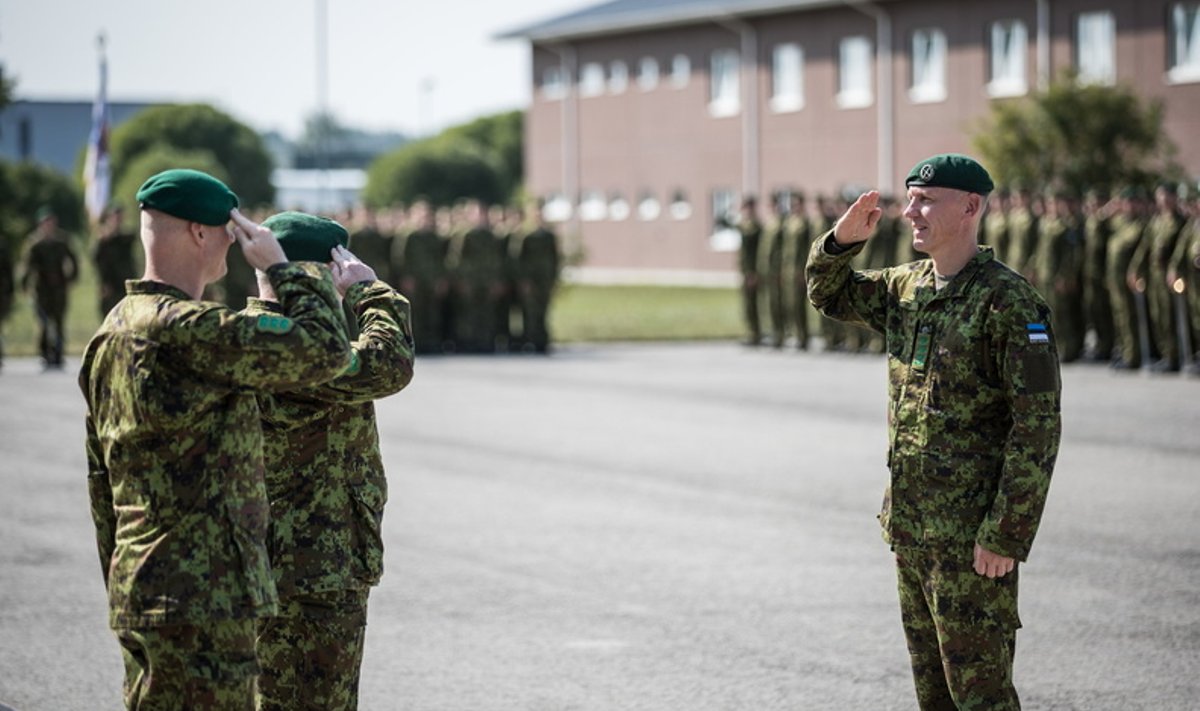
1027, 323, 1050, 344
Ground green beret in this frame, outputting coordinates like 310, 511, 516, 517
136, 169, 239, 226
905, 154, 994, 195
262, 211, 348, 263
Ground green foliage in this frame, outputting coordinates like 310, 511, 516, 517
973, 75, 1179, 194
110, 147, 228, 231
550, 285, 742, 342
108, 103, 275, 207
0, 159, 86, 250
0, 63, 14, 112
365, 110, 523, 208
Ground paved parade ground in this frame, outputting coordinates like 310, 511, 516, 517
1, 343, 1198, 710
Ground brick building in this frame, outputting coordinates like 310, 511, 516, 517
501, 0, 1200, 282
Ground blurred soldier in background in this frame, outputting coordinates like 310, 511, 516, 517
1082, 189, 1115, 361
737, 195, 763, 346
1131, 184, 1186, 372
448, 200, 502, 352
1107, 188, 1150, 370
0, 227, 13, 371
393, 201, 449, 354
349, 207, 394, 285
1005, 186, 1039, 279
813, 195, 846, 350
510, 200, 561, 353
759, 194, 788, 349
782, 192, 812, 350
982, 188, 1009, 257
20, 206, 78, 369
491, 205, 518, 352
1034, 189, 1085, 362
1168, 188, 1200, 374
93, 206, 139, 317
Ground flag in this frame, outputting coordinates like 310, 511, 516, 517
83, 35, 110, 224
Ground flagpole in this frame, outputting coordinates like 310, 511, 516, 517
83, 32, 111, 227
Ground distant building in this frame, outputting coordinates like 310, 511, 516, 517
501, 0, 1200, 282
272, 168, 366, 214
0, 99, 158, 175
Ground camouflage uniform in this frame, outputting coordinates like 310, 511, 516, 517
1169, 214, 1200, 365
1131, 210, 1186, 370
93, 227, 139, 316
807, 233, 1062, 711
448, 225, 503, 352
758, 215, 787, 348
79, 263, 352, 710
781, 209, 813, 349
1034, 213, 1085, 362
20, 227, 79, 367
0, 235, 13, 368
1004, 204, 1038, 279
1082, 209, 1115, 359
248, 279, 414, 711
737, 215, 763, 345
348, 225, 394, 286
510, 223, 560, 353
1106, 214, 1147, 368
392, 225, 449, 354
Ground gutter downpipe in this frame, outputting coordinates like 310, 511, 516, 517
716, 16, 760, 200
543, 43, 581, 244
1036, 0, 1051, 91
846, 1, 893, 194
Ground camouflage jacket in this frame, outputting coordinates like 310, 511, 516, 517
79, 263, 352, 628
247, 280, 414, 597
510, 226, 560, 287
807, 232, 1061, 561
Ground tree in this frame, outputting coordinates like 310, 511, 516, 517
973, 74, 1180, 195
0, 159, 86, 254
364, 140, 503, 208
108, 103, 274, 206
438, 110, 523, 201
0, 63, 14, 112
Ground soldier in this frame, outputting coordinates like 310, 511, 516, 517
808, 154, 1061, 711
20, 207, 79, 369
781, 192, 812, 350
93, 206, 139, 317
510, 200, 561, 353
1107, 189, 1150, 370
813, 195, 846, 350
0, 228, 13, 371
982, 187, 1009, 258
79, 169, 352, 710
1082, 189, 1116, 361
447, 200, 502, 352
1168, 189, 1200, 374
758, 194, 788, 348
736, 195, 763, 346
1130, 184, 1187, 372
348, 206, 394, 286
1005, 187, 1039, 280
491, 205, 518, 351
392, 201, 449, 354
1034, 189, 1085, 362
248, 212, 415, 710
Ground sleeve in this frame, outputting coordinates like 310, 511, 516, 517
975, 289, 1062, 561
805, 230, 892, 333
309, 280, 415, 403
169, 262, 352, 391
84, 412, 116, 585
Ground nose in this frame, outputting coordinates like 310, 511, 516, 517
902, 199, 918, 219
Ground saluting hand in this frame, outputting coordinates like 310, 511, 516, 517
229, 208, 288, 271
329, 245, 376, 296
974, 544, 1015, 578
833, 191, 882, 246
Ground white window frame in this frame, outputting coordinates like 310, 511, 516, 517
637, 192, 661, 221
609, 61, 629, 94
671, 54, 691, 88
638, 57, 660, 91
770, 43, 805, 113
709, 48, 741, 117
541, 65, 567, 100
910, 28, 948, 103
543, 193, 572, 222
1076, 11, 1116, 85
580, 62, 606, 97
988, 20, 1028, 97
669, 190, 692, 220
608, 192, 630, 221
837, 36, 874, 109
709, 189, 740, 252
1169, 2, 1200, 83
579, 190, 607, 221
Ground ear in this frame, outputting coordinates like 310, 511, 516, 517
187, 221, 206, 247
964, 193, 983, 218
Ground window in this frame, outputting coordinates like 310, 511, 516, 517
709, 189, 740, 251
579, 190, 607, 221
543, 193, 572, 222
638, 192, 661, 221
771, 43, 805, 112
1169, 3, 1200, 83
609, 192, 630, 221
609, 61, 629, 93
988, 20, 1028, 97
541, 65, 566, 100
580, 62, 606, 97
639, 57, 659, 90
672, 53, 692, 88
838, 36, 873, 108
910, 28, 947, 103
709, 48, 740, 117
1077, 11, 1116, 85
669, 190, 692, 220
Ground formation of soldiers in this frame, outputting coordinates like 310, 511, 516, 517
738, 184, 1200, 376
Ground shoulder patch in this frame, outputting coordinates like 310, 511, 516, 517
342, 350, 361, 376
1026, 322, 1050, 344
256, 314, 294, 334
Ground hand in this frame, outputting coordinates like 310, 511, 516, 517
329, 245, 376, 296
229, 208, 287, 271
833, 191, 882, 246
974, 544, 1015, 578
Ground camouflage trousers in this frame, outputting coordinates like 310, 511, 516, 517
255, 587, 369, 711
115, 619, 259, 711
895, 547, 1022, 711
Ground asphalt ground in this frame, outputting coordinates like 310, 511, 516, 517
0, 343, 1197, 710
